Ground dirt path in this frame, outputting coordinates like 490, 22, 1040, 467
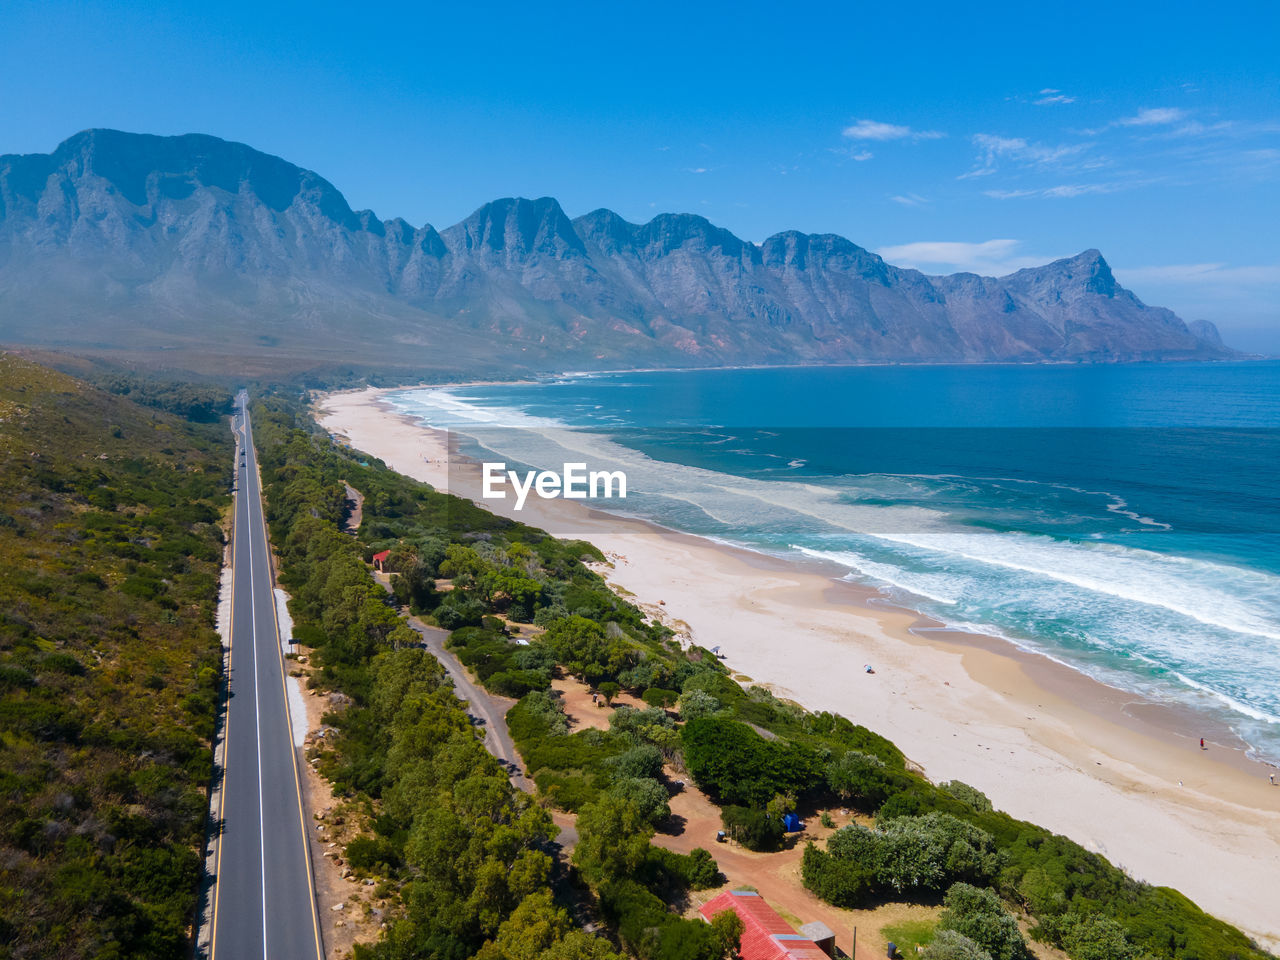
342, 482, 363, 534
401, 614, 532, 792
548, 675, 914, 960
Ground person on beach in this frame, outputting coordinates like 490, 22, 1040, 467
1270, 773, 1275, 786
1200, 737, 1206, 750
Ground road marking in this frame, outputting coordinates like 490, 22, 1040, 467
246, 404, 325, 960
266, 522, 326, 960
247, 451, 269, 960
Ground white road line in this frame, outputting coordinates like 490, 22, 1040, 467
245, 407, 269, 960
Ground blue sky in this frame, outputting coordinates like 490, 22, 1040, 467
2, 0, 1278, 350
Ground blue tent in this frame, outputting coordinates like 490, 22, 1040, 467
782, 813, 802, 832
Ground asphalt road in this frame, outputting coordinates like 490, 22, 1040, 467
210, 393, 323, 960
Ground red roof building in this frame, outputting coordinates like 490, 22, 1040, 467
698, 890, 830, 960
372, 549, 391, 572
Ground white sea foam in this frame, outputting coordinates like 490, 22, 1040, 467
386, 385, 1280, 760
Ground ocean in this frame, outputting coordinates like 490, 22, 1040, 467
386, 362, 1280, 764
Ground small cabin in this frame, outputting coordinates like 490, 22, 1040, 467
372, 549, 391, 573
698, 890, 828, 960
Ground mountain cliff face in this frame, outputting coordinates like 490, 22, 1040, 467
0, 130, 1231, 375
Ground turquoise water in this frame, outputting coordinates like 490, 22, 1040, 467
388, 362, 1280, 763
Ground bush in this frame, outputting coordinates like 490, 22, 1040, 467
648, 846, 721, 891
800, 842, 876, 908
874, 814, 1000, 895
826, 750, 894, 809
819, 814, 999, 899
641, 687, 679, 708
608, 744, 665, 782
435, 593, 485, 629
681, 716, 822, 807
609, 777, 671, 826
941, 781, 993, 813
721, 806, 785, 852
345, 834, 403, 873
599, 879, 729, 960
675, 688, 721, 721
937, 883, 1030, 960
925, 930, 993, 960
1044, 913, 1139, 960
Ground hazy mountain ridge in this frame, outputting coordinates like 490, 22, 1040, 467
0, 130, 1230, 374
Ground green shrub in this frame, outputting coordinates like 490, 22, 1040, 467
937, 883, 1030, 960
345, 835, 403, 873
720, 805, 785, 852
681, 716, 822, 806
607, 744, 665, 781
609, 777, 671, 826
942, 781, 993, 813
800, 842, 876, 908
641, 687, 679, 708
826, 750, 894, 809
925, 930, 992, 960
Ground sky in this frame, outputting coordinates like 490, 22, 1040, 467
2, 0, 1278, 351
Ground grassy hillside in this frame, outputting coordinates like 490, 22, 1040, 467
0, 354, 232, 959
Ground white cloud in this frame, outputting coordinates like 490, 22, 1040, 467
1117, 107, 1187, 127
874, 238, 1058, 276
984, 178, 1157, 199
851, 150, 874, 161
1116, 262, 1280, 285
686, 167, 709, 174
962, 133, 1091, 177
890, 193, 929, 207
1035, 89, 1076, 105
842, 119, 945, 142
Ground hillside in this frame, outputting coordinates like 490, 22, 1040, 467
0, 130, 1231, 378
0, 354, 231, 958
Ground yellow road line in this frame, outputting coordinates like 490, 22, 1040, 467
252, 408, 326, 960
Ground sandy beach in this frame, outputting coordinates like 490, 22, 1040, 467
316, 385, 1280, 950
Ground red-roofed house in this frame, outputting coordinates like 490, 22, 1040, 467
698, 890, 830, 960
372, 549, 391, 573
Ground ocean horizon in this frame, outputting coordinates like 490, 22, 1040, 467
386, 360, 1280, 766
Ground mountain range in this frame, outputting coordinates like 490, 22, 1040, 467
0, 130, 1231, 377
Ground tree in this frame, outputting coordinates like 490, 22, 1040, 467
608, 777, 671, 826
720, 806, 784, 852
1047, 913, 1139, 960
681, 716, 821, 807
826, 750, 893, 808
873, 814, 1000, 895
572, 795, 654, 883
473, 890, 621, 960
676, 688, 721, 721
709, 909, 744, 958
608, 744, 665, 781
937, 883, 1030, 960
801, 842, 877, 908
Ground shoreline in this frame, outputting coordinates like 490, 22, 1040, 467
315, 385, 1280, 950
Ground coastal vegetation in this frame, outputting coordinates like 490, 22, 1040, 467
251, 395, 1272, 960
0, 355, 232, 958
